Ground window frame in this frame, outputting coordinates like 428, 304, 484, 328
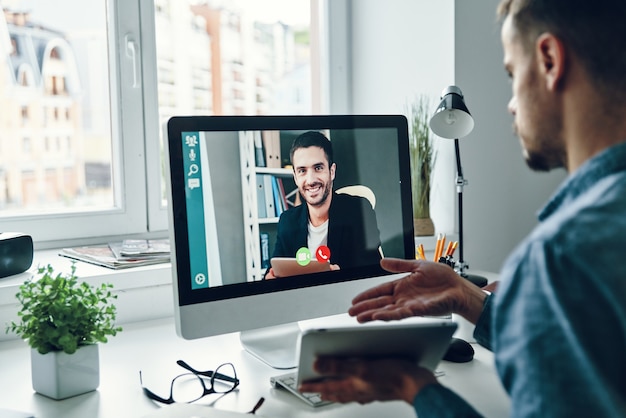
139, 0, 169, 233
0, 0, 326, 249
0, 0, 157, 248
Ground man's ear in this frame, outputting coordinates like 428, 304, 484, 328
536, 32, 566, 91
330, 162, 336, 181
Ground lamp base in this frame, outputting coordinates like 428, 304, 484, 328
461, 272, 488, 288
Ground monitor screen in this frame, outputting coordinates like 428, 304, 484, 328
166, 115, 414, 368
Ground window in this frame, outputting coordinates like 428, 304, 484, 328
150, 0, 315, 219
0, 1, 147, 245
0, 0, 317, 247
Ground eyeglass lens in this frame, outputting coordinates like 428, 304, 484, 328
172, 363, 238, 403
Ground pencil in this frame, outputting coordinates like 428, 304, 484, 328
445, 241, 454, 257
418, 243, 426, 260
440, 234, 447, 260
434, 233, 446, 261
449, 241, 459, 257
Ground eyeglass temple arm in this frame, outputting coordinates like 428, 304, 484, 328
176, 360, 239, 383
138, 371, 176, 404
248, 397, 265, 414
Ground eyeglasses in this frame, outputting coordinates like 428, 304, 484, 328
139, 360, 239, 404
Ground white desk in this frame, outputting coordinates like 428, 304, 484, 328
0, 316, 510, 418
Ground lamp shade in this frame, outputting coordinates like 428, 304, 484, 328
429, 86, 474, 139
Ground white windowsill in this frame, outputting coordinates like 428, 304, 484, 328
1, 236, 455, 342
0, 249, 175, 342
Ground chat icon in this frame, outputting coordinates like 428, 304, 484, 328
188, 178, 200, 189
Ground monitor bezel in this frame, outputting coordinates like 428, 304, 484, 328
166, 114, 414, 307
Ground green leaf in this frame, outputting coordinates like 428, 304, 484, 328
5, 262, 123, 354
406, 95, 437, 220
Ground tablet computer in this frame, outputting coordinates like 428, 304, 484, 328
296, 320, 457, 384
270, 257, 331, 277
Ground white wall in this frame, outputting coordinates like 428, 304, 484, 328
454, 0, 564, 272
329, 0, 457, 236
332, 0, 565, 272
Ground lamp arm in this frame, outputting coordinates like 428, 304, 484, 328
454, 138, 464, 181
452, 139, 487, 287
454, 138, 468, 269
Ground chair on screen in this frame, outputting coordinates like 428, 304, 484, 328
335, 185, 384, 258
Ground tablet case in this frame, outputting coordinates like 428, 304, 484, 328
270, 257, 331, 277
296, 320, 457, 384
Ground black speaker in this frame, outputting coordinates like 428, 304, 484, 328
0, 233, 34, 279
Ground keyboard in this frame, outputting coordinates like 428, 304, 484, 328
271, 369, 446, 408
270, 372, 333, 407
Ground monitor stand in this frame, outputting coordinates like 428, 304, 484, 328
239, 322, 301, 369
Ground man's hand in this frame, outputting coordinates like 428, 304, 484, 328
349, 258, 487, 324
299, 356, 438, 404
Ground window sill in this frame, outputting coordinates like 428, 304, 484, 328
1, 236, 456, 342
0, 249, 174, 342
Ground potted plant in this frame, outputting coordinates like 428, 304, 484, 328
6, 263, 122, 400
407, 95, 437, 236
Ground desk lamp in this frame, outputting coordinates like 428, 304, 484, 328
430, 86, 487, 287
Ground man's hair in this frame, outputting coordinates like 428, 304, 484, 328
497, 0, 626, 96
289, 131, 334, 167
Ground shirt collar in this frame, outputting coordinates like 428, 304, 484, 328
538, 141, 626, 221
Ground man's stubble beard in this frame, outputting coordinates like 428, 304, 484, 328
303, 180, 332, 208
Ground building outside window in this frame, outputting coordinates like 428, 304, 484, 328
0, 0, 314, 247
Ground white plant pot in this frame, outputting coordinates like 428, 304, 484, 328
30, 344, 100, 400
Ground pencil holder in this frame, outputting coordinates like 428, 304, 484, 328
438, 255, 457, 270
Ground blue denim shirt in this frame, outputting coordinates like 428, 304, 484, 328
414, 142, 626, 417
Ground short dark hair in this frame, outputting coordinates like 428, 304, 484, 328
289, 131, 334, 167
497, 0, 626, 97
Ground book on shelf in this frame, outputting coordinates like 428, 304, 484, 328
271, 176, 284, 216
262, 174, 276, 218
256, 175, 293, 219
59, 240, 170, 270
253, 131, 265, 167
260, 232, 270, 269
262, 130, 281, 168
276, 177, 289, 211
256, 174, 267, 218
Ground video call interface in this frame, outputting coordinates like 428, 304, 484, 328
173, 123, 412, 296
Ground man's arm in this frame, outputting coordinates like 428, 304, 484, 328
349, 258, 488, 324
473, 293, 494, 351
493, 241, 626, 417
298, 355, 483, 417
299, 258, 491, 413
413, 384, 483, 418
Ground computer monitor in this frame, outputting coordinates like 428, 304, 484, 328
165, 115, 414, 369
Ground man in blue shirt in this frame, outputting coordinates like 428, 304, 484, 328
300, 0, 626, 416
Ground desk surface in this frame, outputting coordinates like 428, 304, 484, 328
0, 317, 510, 418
